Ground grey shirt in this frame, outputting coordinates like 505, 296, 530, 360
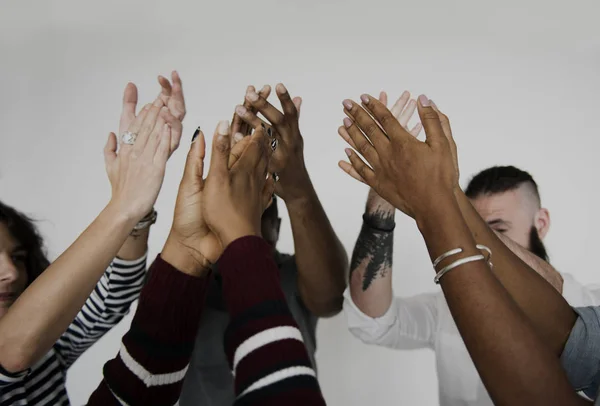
560, 306, 600, 404
178, 251, 318, 406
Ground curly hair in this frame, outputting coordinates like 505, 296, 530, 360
0, 200, 50, 285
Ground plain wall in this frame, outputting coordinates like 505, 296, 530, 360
1, 0, 599, 404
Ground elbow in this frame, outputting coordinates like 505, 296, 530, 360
0, 348, 32, 374
303, 294, 344, 318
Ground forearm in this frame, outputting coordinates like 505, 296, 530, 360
219, 236, 326, 406
286, 181, 348, 317
494, 230, 563, 292
418, 197, 584, 406
88, 254, 210, 406
0, 203, 136, 372
455, 189, 576, 355
349, 193, 395, 317
116, 227, 149, 260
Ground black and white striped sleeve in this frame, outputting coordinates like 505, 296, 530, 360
53, 253, 148, 368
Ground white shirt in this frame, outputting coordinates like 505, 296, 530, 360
344, 273, 600, 406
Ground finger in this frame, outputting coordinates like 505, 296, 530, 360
409, 122, 423, 138
430, 101, 453, 143
181, 128, 206, 186
342, 117, 380, 167
154, 124, 172, 166
417, 95, 446, 147
104, 132, 117, 166
229, 132, 251, 168
261, 174, 276, 210
158, 75, 173, 97
232, 85, 258, 137
160, 108, 183, 152
275, 83, 298, 119
246, 88, 285, 128
337, 126, 358, 150
343, 98, 389, 151
389, 91, 411, 121
236, 126, 269, 172
208, 120, 231, 176
119, 82, 138, 135
235, 105, 269, 130
121, 102, 151, 151
397, 99, 417, 129
356, 95, 414, 145
134, 99, 164, 152
378, 91, 388, 106
338, 160, 367, 185
170, 70, 186, 120
292, 97, 302, 118
145, 106, 168, 154
345, 148, 377, 187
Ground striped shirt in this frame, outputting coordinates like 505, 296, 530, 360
0, 254, 147, 406
88, 236, 325, 405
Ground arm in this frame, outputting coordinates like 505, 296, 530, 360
236, 84, 348, 317
0, 205, 139, 373
286, 181, 349, 317
220, 236, 326, 406
87, 248, 210, 406
455, 189, 576, 354
349, 189, 395, 317
417, 196, 586, 406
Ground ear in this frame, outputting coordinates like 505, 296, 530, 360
534, 208, 551, 240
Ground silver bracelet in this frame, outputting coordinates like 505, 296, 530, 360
476, 244, 493, 269
132, 210, 157, 232
434, 254, 485, 284
433, 248, 463, 269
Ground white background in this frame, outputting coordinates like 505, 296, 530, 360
1, 0, 599, 404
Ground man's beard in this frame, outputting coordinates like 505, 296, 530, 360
529, 226, 549, 262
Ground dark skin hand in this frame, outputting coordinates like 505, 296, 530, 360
235, 83, 348, 317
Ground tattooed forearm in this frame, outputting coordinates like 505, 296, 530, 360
350, 210, 395, 291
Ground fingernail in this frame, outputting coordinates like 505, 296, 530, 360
418, 95, 431, 107
261, 123, 266, 130
276, 83, 287, 94
360, 94, 370, 104
234, 132, 244, 142
236, 105, 247, 116
192, 126, 200, 143
343, 117, 353, 128
260, 84, 270, 94
401, 90, 410, 98
246, 91, 259, 102
267, 127, 273, 138
217, 120, 229, 135
153, 98, 163, 107
343, 99, 353, 110
345, 148, 352, 158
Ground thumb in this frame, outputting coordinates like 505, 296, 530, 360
293, 97, 302, 118
104, 132, 117, 167
208, 120, 231, 176
181, 128, 206, 187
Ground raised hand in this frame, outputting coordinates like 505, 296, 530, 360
104, 99, 172, 222
203, 121, 275, 247
339, 94, 457, 220
230, 85, 272, 140
338, 90, 422, 186
234, 83, 307, 202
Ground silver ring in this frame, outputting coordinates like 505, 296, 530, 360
270, 138, 278, 151
121, 131, 137, 145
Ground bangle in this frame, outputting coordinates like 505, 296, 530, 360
434, 254, 485, 284
362, 213, 395, 232
132, 209, 157, 233
433, 247, 463, 269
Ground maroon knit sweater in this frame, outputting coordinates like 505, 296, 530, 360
87, 236, 326, 405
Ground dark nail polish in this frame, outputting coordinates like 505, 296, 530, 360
267, 127, 273, 138
192, 126, 200, 143
273, 172, 279, 182
261, 123, 266, 130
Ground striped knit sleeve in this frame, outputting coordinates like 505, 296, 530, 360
219, 236, 327, 406
0, 364, 29, 387
53, 253, 148, 368
87, 255, 210, 406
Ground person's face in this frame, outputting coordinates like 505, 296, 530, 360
0, 223, 28, 319
470, 188, 549, 251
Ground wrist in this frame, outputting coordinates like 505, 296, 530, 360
219, 228, 261, 249
162, 234, 210, 277
415, 193, 460, 234
102, 203, 139, 231
280, 169, 314, 204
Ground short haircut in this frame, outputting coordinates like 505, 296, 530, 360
465, 166, 540, 203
